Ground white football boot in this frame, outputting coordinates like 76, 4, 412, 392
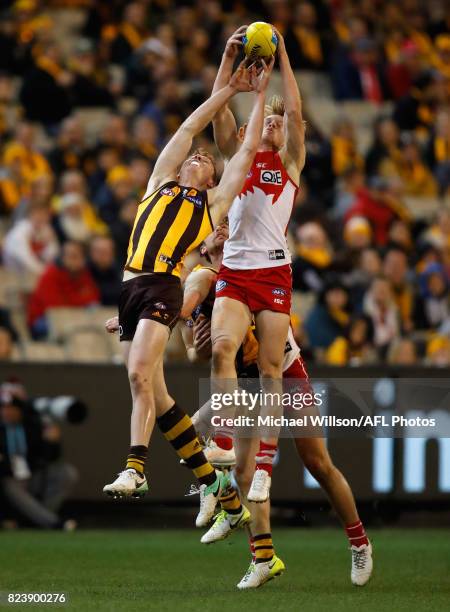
203, 440, 236, 468
195, 471, 228, 527
351, 542, 373, 586
103, 469, 148, 498
247, 469, 271, 503
200, 506, 251, 544
237, 556, 285, 589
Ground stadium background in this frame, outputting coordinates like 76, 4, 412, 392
0, 1, 449, 609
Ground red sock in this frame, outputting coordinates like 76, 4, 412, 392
255, 441, 277, 476
249, 536, 256, 562
345, 520, 369, 547
214, 435, 233, 450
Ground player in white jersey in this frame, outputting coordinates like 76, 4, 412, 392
204, 27, 372, 589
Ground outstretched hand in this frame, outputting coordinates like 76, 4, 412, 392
224, 25, 247, 59
250, 56, 275, 93
273, 26, 286, 56
229, 59, 255, 92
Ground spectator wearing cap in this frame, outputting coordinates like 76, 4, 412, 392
88, 235, 121, 306
363, 276, 400, 352
325, 314, 377, 366
27, 240, 100, 338
386, 40, 426, 100
305, 279, 351, 350
414, 263, 449, 330
344, 216, 373, 251
95, 164, 133, 227
3, 204, 59, 278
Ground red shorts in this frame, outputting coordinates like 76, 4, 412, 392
216, 264, 292, 315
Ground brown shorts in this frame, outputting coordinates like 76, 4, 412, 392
118, 273, 182, 341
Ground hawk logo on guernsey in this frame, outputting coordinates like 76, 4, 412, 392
215, 279, 227, 293
183, 188, 203, 208
261, 170, 282, 185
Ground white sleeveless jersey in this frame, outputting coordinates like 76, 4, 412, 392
283, 326, 301, 372
223, 150, 298, 270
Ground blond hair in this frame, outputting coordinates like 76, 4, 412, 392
265, 95, 285, 118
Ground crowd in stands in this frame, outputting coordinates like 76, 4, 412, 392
0, 0, 450, 367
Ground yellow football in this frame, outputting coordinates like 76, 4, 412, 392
243, 21, 278, 60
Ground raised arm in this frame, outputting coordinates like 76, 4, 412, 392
209, 58, 274, 226
275, 28, 306, 183
211, 26, 247, 161
146, 61, 252, 195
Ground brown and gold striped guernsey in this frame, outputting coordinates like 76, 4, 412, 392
125, 181, 214, 277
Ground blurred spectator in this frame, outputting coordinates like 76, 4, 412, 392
333, 166, 365, 220
414, 263, 449, 330
20, 41, 73, 127
386, 41, 425, 100
0, 327, 14, 361
431, 34, 450, 79
69, 38, 116, 108
425, 335, 450, 366
331, 118, 364, 177
130, 116, 160, 165
365, 118, 401, 178
27, 241, 100, 339
387, 219, 413, 252
292, 222, 333, 292
422, 208, 450, 251
3, 204, 59, 278
47, 115, 89, 177
95, 164, 134, 227
332, 37, 390, 102
381, 134, 438, 197
0, 391, 77, 529
88, 236, 121, 306
426, 109, 450, 195
107, 196, 138, 265
284, 1, 329, 70
347, 247, 383, 310
393, 71, 448, 133
343, 216, 372, 251
0, 308, 18, 342
345, 177, 409, 246
387, 337, 418, 365
52, 170, 107, 244
325, 314, 377, 365
383, 247, 414, 332
363, 276, 400, 351
305, 279, 350, 349
109, 2, 149, 66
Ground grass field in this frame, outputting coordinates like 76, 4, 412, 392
0, 528, 449, 611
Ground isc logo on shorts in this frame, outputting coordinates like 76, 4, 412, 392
260, 170, 282, 185
216, 279, 227, 292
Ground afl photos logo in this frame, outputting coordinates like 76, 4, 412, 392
260, 170, 282, 185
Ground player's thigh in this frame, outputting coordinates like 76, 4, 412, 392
211, 296, 251, 351
255, 310, 290, 370
127, 319, 170, 382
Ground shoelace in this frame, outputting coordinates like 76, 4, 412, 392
185, 483, 201, 497
352, 549, 367, 570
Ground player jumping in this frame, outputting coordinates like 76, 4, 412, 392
103, 57, 274, 529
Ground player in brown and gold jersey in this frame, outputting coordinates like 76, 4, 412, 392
103, 57, 275, 529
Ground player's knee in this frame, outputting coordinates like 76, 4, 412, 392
211, 339, 237, 371
303, 453, 333, 482
258, 361, 283, 380
128, 367, 152, 395
234, 464, 253, 492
